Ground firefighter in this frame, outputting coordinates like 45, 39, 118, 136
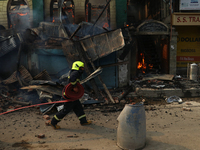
49, 61, 92, 129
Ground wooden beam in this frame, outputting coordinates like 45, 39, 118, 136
75, 41, 104, 101
80, 41, 115, 103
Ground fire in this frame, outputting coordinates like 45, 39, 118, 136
52, 17, 55, 23
137, 53, 153, 73
124, 23, 129, 27
103, 22, 109, 28
149, 64, 153, 69
137, 53, 146, 70
17, 12, 28, 16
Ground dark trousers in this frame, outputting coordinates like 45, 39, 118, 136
51, 100, 87, 125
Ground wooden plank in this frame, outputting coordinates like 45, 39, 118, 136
142, 74, 174, 81
21, 85, 63, 96
80, 41, 115, 103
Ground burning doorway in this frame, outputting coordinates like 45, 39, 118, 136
7, 0, 30, 31
134, 20, 170, 76
136, 35, 169, 75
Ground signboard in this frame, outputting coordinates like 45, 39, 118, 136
176, 26, 200, 67
180, 0, 200, 10
172, 13, 200, 26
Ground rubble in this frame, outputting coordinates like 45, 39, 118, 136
0, 16, 200, 116
1, 66, 200, 116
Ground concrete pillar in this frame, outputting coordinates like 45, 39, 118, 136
27, 0, 33, 26
169, 27, 178, 75
43, 0, 51, 22
73, 0, 85, 24
110, 0, 117, 29
0, 1, 8, 28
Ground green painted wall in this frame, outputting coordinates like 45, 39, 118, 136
116, 0, 127, 28
32, 0, 44, 27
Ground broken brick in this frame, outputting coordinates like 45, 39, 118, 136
37, 134, 45, 138
182, 107, 191, 111
185, 102, 192, 105
43, 115, 50, 120
8, 106, 14, 109
45, 120, 51, 126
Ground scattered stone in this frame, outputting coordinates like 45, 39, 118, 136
36, 134, 45, 138
120, 100, 126, 104
35, 112, 42, 115
43, 115, 50, 120
38, 141, 46, 144
185, 102, 192, 105
182, 107, 191, 111
67, 135, 79, 138
45, 120, 51, 126
8, 106, 14, 109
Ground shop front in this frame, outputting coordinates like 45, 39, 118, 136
172, 13, 200, 76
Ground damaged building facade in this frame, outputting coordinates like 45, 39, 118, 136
0, 0, 180, 93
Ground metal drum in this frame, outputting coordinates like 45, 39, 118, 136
188, 63, 198, 81
117, 104, 146, 150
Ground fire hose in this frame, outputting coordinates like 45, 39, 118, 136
0, 83, 85, 116
0, 83, 84, 115
0, 99, 74, 116
0, 67, 102, 116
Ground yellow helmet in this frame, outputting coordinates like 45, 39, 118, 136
71, 61, 84, 70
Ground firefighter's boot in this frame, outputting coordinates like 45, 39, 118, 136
50, 116, 61, 129
50, 123, 61, 129
81, 120, 92, 126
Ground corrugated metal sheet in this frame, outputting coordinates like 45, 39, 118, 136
33, 70, 52, 81
2, 65, 33, 85
62, 28, 125, 62
0, 36, 18, 58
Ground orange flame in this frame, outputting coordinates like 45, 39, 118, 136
103, 22, 109, 28
149, 64, 153, 69
17, 12, 27, 16
52, 17, 55, 23
137, 53, 154, 73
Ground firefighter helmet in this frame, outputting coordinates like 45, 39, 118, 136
72, 61, 84, 70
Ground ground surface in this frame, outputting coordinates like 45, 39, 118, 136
0, 98, 200, 150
